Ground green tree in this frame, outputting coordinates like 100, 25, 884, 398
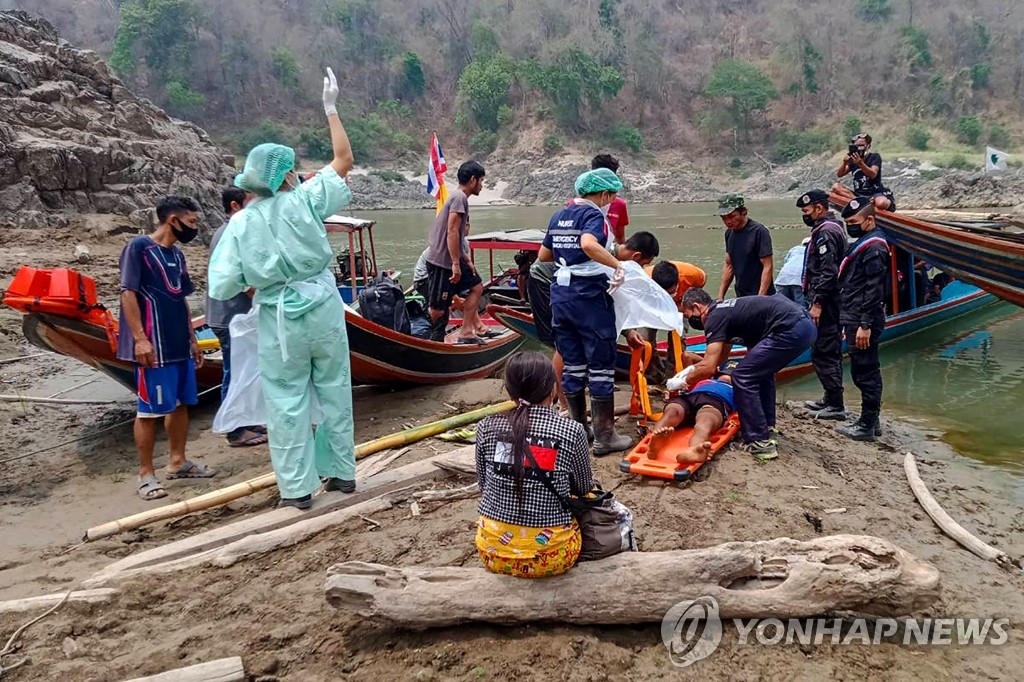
703, 59, 778, 139
906, 125, 931, 151
164, 80, 205, 116
855, 0, 892, 22
842, 115, 862, 141
900, 26, 933, 71
270, 48, 301, 90
470, 21, 501, 61
396, 51, 425, 100
599, 0, 623, 41
110, 0, 202, 80
774, 129, 830, 162
956, 116, 983, 146
525, 49, 625, 130
970, 63, 991, 91
457, 55, 517, 131
988, 124, 1012, 149
799, 40, 823, 95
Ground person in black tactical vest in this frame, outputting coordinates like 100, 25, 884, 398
797, 189, 849, 420
835, 197, 890, 441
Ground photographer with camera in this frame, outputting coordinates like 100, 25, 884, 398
836, 133, 895, 211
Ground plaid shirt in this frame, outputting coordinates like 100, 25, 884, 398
475, 406, 594, 527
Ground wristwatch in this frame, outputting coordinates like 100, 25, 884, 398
859, 323, 871, 330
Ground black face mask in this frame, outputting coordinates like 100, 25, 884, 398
173, 218, 199, 244
686, 314, 705, 331
802, 214, 817, 228
846, 221, 865, 239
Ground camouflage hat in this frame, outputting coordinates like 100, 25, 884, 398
717, 193, 745, 216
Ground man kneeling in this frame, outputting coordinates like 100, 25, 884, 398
650, 374, 734, 464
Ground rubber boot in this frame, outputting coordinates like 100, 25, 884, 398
565, 391, 594, 444
591, 396, 633, 456
428, 314, 447, 342
803, 395, 829, 411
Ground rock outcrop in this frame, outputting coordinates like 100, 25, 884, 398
0, 11, 233, 230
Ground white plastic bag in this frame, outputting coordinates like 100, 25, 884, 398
212, 307, 322, 433
610, 260, 684, 336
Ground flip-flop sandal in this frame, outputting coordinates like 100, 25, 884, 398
166, 459, 217, 479
251, 425, 268, 435
138, 475, 167, 501
228, 429, 269, 447
456, 336, 486, 345
476, 329, 502, 338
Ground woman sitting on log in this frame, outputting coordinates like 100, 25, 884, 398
475, 352, 594, 578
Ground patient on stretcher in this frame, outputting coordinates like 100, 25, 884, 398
649, 374, 734, 464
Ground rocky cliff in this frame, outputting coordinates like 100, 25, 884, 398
0, 10, 233, 230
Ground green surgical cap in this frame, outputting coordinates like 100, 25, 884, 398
574, 167, 623, 197
234, 143, 296, 197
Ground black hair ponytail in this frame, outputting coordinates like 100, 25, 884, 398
502, 352, 557, 507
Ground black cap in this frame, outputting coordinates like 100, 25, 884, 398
840, 196, 873, 219
796, 189, 829, 208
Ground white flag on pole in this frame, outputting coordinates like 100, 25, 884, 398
986, 146, 1008, 173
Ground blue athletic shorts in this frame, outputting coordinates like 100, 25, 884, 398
136, 359, 198, 417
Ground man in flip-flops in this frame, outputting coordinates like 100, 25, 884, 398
117, 196, 217, 501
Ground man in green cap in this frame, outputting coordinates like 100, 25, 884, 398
537, 168, 635, 456
209, 67, 357, 510
716, 193, 775, 299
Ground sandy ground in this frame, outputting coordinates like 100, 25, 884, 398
1, 226, 1023, 680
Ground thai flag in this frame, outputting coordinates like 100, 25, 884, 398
426, 132, 448, 214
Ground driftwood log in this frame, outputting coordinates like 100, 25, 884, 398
0, 588, 117, 614
903, 453, 1014, 568
121, 657, 244, 682
325, 535, 940, 629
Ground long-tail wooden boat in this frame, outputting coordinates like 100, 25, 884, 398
830, 187, 1024, 308
488, 280, 997, 381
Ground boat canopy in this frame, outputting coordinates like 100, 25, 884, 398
467, 229, 546, 251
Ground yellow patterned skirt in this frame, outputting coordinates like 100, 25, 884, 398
476, 515, 582, 579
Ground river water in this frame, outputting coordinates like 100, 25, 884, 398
336, 200, 1024, 473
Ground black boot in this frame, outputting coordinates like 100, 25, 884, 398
428, 315, 447, 342
836, 413, 878, 442
565, 391, 594, 443
591, 396, 633, 456
803, 395, 829, 411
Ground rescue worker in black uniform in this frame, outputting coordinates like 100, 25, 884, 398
797, 189, 849, 420
836, 197, 890, 441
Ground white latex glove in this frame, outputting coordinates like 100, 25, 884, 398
607, 266, 625, 294
666, 365, 696, 392
323, 67, 339, 116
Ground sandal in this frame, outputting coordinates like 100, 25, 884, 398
228, 429, 269, 447
456, 336, 486, 346
166, 459, 217, 479
476, 329, 502, 338
138, 475, 167, 501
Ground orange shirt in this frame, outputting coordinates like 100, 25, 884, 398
645, 261, 707, 304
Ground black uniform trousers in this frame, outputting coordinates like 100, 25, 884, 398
844, 318, 884, 422
812, 298, 844, 406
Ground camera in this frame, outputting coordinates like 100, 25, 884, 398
848, 144, 860, 156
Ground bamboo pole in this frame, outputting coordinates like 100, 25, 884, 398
84, 400, 515, 541
0, 394, 118, 405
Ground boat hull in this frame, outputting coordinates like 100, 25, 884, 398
487, 281, 996, 381
20, 308, 525, 394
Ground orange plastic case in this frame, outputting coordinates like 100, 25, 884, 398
620, 414, 740, 482
3, 266, 100, 316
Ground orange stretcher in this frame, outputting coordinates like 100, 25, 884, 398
623, 339, 741, 481
619, 413, 740, 482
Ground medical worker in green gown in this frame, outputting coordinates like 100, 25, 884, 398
209, 68, 356, 509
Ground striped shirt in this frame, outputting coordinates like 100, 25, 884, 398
116, 236, 194, 366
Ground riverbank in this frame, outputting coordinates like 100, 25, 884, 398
0, 359, 1022, 680
341, 155, 1024, 213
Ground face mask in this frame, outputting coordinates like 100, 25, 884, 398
173, 219, 199, 244
686, 314, 704, 331
802, 214, 816, 228
846, 222, 864, 239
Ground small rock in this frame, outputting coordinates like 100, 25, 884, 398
74, 243, 91, 263
62, 635, 79, 659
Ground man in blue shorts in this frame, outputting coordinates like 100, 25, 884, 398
650, 371, 734, 464
118, 196, 216, 501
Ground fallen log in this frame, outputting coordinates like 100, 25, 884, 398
357, 446, 411, 478
84, 447, 475, 587
0, 588, 118, 615
412, 483, 479, 503
85, 402, 512, 540
325, 535, 940, 629
903, 452, 1014, 568
121, 656, 244, 682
